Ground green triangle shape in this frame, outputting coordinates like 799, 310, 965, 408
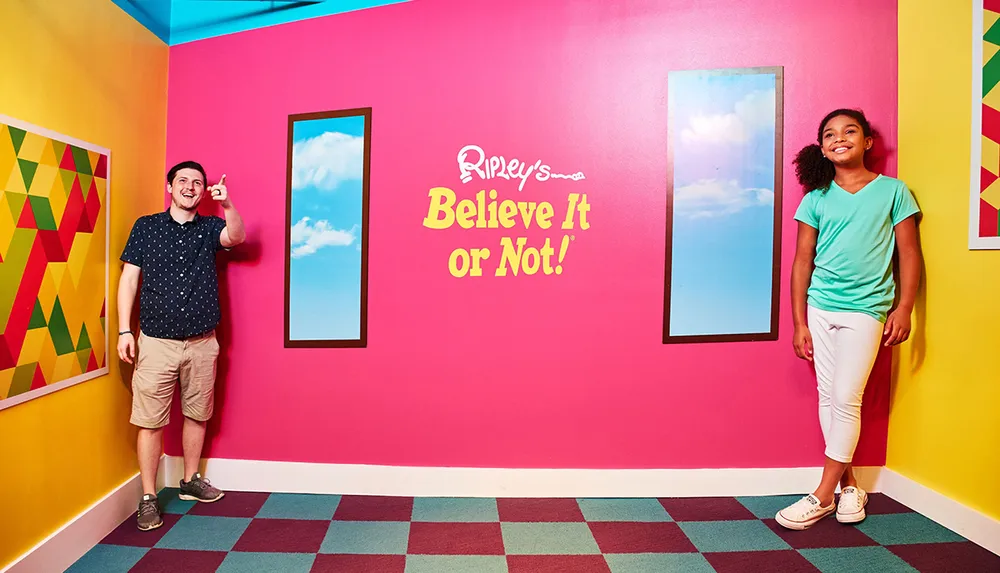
79, 174, 93, 199
59, 169, 76, 196
27, 196, 57, 231
6, 192, 26, 222
29, 299, 47, 329
76, 349, 90, 372
48, 298, 76, 355
76, 323, 91, 351
8, 363, 36, 397
986, 49, 1000, 97
8, 126, 25, 155
986, 18, 1000, 46
70, 146, 92, 175
18, 158, 37, 191
100, 316, 105, 333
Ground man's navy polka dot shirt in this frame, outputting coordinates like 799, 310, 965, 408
121, 210, 228, 340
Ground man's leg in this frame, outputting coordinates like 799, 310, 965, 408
177, 331, 224, 502
130, 332, 179, 530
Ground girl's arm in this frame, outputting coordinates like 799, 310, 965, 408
791, 222, 818, 360
885, 216, 922, 345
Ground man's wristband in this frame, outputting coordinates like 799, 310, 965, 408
119, 330, 133, 336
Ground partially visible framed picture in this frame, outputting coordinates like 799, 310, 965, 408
284, 108, 371, 347
971, 0, 1000, 249
663, 67, 783, 344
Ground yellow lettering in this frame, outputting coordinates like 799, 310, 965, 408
423, 187, 456, 229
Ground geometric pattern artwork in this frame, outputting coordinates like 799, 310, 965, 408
0, 114, 109, 410
67, 490, 1000, 572
972, 1, 1000, 249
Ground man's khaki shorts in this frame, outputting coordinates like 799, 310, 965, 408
130, 330, 220, 429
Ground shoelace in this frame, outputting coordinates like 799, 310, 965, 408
138, 500, 158, 517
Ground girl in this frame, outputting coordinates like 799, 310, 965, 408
775, 109, 922, 530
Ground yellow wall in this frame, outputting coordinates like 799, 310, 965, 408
890, 0, 1000, 522
0, 0, 168, 567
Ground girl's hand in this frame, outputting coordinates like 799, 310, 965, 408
793, 324, 813, 361
883, 309, 912, 346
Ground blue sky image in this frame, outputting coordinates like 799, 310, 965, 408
667, 70, 777, 337
288, 114, 365, 341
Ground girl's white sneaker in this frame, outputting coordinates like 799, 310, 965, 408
775, 494, 836, 530
837, 486, 868, 524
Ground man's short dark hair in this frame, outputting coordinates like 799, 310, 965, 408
167, 161, 207, 185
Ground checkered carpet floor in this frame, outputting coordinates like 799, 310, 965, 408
67, 488, 999, 572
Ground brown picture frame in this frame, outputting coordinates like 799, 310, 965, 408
662, 67, 783, 344
284, 107, 371, 348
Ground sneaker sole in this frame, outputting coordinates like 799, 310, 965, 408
137, 520, 163, 531
178, 492, 225, 503
775, 508, 835, 530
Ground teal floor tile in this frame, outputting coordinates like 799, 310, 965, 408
800, 546, 918, 573
412, 497, 499, 522
735, 494, 805, 519
255, 493, 341, 520
577, 498, 672, 522
320, 521, 410, 554
154, 515, 251, 551
156, 487, 196, 514
65, 545, 147, 573
217, 552, 316, 573
605, 553, 715, 573
679, 520, 791, 552
405, 555, 509, 573
501, 522, 601, 554
855, 513, 966, 545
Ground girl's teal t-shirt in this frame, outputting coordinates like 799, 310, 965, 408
793, 174, 921, 323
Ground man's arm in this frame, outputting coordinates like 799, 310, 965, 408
117, 263, 141, 363
220, 204, 246, 248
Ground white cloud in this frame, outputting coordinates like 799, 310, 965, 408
680, 88, 775, 145
674, 179, 773, 219
292, 131, 364, 191
290, 216, 357, 258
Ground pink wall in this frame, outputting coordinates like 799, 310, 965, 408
163, 0, 898, 468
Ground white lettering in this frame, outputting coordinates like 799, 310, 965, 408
456, 145, 585, 192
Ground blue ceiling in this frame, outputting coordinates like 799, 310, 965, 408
110, 0, 408, 45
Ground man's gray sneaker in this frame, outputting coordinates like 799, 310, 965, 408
178, 472, 224, 503
136, 494, 162, 531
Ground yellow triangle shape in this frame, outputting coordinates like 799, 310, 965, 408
0, 125, 15, 187
0, 368, 14, 400
5, 162, 27, 194
28, 163, 58, 198
987, 10, 1000, 33
982, 174, 1000, 210
17, 132, 46, 162
38, 138, 59, 167
48, 263, 67, 294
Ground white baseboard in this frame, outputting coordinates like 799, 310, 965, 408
880, 468, 1000, 556
1, 470, 144, 573
161, 455, 885, 498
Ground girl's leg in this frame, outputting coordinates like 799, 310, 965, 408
808, 306, 841, 506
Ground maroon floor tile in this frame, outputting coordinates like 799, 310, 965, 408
497, 498, 585, 522
407, 522, 506, 555
100, 514, 182, 547
887, 541, 1000, 572
232, 517, 329, 553
186, 491, 270, 518
763, 517, 879, 549
333, 495, 414, 521
507, 555, 612, 573
704, 549, 820, 573
863, 493, 914, 515
310, 554, 406, 573
658, 497, 757, 521
588, 521, 697, 553
128, 548, 227, 573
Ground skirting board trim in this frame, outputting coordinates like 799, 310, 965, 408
879, 468, 1000, 556
160, 456, 886, 498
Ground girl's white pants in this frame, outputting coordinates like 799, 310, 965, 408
807, 305, 883, 463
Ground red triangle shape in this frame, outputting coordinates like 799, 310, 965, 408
0, 335, 14, 370
982, 167, 998, 193
86, 351, 98, 372
94, 154, 108, 178
60, 144, 76, 170
29, 364, 47, 390
16, 198, 37, 228
100, 300, 105, 318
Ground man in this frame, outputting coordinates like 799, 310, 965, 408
117, 160, 246, 531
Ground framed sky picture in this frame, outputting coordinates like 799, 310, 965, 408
663, 67, 783, 344
971, 0, 1000, 249
284, 108, 371, 348
0, 114, 110, 410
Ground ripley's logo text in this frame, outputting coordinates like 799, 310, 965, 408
457, 144, 585, 192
